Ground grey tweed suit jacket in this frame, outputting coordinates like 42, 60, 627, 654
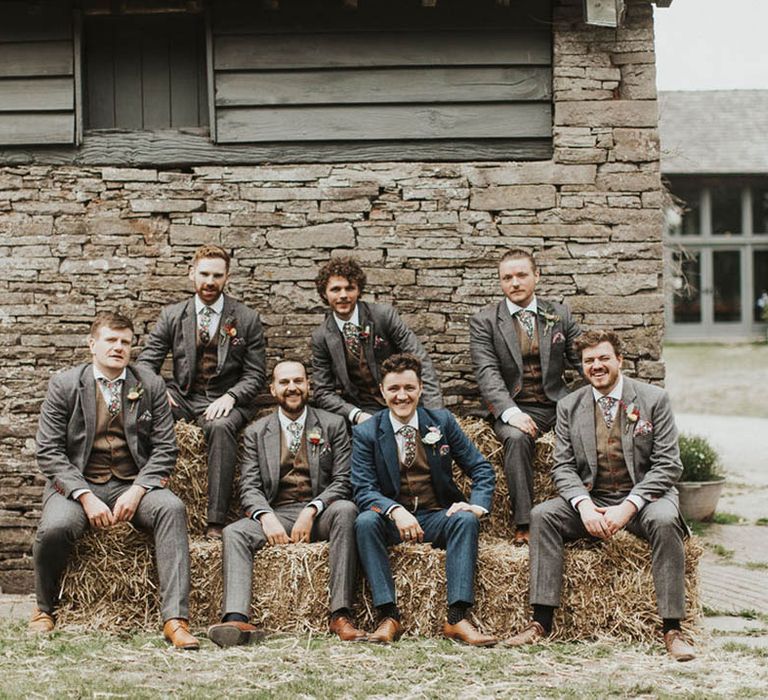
469, 298, 582, 419
36, 363, 178, 499
552, 376, 682, 508
238, 406, 352, 518
138, 294, 266, 409
311, 300, 442, 419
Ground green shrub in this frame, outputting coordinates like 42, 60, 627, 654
678, 433, 723, 481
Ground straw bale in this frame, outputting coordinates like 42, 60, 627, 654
454, 416, 556, 539
58, 526, 702, 642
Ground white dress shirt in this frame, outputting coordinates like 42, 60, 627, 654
194, 293, 225, 338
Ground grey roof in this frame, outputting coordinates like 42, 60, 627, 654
659, 90, 768, 175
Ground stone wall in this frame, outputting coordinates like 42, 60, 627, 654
0, 0, 664, 592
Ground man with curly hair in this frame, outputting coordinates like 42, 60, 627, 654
311, 256, 442, 426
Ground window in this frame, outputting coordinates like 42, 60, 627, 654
84, 13, 208, 131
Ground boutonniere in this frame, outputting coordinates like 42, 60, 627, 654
422, 426, 442, 445
307, 428, 324, 452
619, 400, 642, 433
373, 334, 386, 350
220, 317, 237, 340
359, 325, 371, 341
537, 309, 560, 336
126, 383, 143, 412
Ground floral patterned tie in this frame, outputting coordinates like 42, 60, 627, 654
597, 396, 618, 429
342, 321, 362, 356
517, 310, 536, 340
287, 421, 303, 456
199, 306, 213, 344
398, 425, 417, 468
98, 377, 123, 417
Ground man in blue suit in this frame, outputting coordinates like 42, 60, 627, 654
352, 353, 497, 646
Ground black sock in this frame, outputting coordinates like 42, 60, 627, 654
222, 612, 249, 624
377, 603, 400, 622
663, 618, 681, 634
532, 605, 555, 636
448, 601, 470, 625
330, 607, 352, 621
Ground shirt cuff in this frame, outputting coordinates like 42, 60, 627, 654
71, 488, 91, 501
309, 499, 324, 514
348, 408, 361, 424
625, 495, 645, 512
501, 406, 522, 423
385, 504, 402, 518
570, 495, 590, 511
252, 509, 269, 521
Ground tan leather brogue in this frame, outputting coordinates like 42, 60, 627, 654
163, 618, 200, 650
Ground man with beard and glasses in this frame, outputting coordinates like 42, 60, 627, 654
138, 245, 266, 539
207, 360, 365, 647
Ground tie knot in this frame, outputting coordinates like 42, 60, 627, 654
98, 377, 122, 389
398, 425, 416, 438
598, 396, 616, 409
288, 421, 303, 436
201, 306, 213, 317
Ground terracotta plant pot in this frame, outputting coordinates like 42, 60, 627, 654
678, 478, 726, 521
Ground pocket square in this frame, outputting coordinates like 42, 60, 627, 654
439, 444, 450, 457
551, 330, 565, 344
138, 410, 153, 422
633, 419, 653, 437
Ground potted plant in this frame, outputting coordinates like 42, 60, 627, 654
677, 433, 726, 521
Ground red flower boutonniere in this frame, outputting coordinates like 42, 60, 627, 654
619, 400, 642, 433
359, 325, 371, 341
307, 428, 324, 453
374, 334, 387, 350
220, 316, 237, 340
127, 384, 143, 412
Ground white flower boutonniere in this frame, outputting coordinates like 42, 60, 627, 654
422, 426, 442, 445
538, 309, 561, 336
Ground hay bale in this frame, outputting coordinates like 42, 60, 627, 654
58, 527, 702, 642
454, 416, 556, 539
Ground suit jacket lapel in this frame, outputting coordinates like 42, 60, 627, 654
359, 302, 379, 383
496, 301, 523, 373
377, 412, 400, 492
417, 407, 441, 475
263, 414, 281, 500
577, 392, 598, 478
620, 378, 637, 482
217, 294, 233, 372
122, 366, 139, 462
182, 298, 198, 383
305, 407, 320, 496
537, 300, 552, 380
325, 315, 353, 394
79, 366, 97, 461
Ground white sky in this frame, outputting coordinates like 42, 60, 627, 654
654, 0, 768, 91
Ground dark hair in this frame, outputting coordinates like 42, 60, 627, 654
499, 247, 537, 271
270, 359, 307, 382
314, 256, 366, 302
90, 312, 134, 337
574, 329, 623, 358
191, 244, 230, 272
380, 353, 422, 382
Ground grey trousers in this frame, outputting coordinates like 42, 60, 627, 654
170, 389, 250, 525
221, 500, 359, 617
33, 479, 191, 622
494, 403, 557, 527
529, 495, 687, 619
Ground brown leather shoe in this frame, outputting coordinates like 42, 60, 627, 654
206, 525, 224, 540
443, 619, 498, 647
664, 629, 696, 662
329, 615, 367, 642
207, 620, 264, 648
28, 608, 55, 634
163, 618, 200, 650
367, 617, 403, 644
512, 527, 530, 545
502, 620, 546, 646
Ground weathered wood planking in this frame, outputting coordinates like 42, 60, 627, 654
0, 1, 73, 43
214, 31, 551, 70
0, 113, 73, 145
0, 41, 74, 77
215, 66, 551, 107
217, 103, 551, 143
0, 130, 552, 165
0, 78, 73, 111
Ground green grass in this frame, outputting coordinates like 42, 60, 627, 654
2, 623, 768, 699
707, 543, 735, 559
756, 518, 768, 527
744, 562, 768, 571
687, 520, 713, 536
712, 512, 745, 525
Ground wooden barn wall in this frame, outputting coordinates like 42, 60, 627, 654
0, 1, 76, 146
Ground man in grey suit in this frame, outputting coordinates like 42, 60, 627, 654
29, 312, 198, 649
138, 245, 267, 538
505, 329, 696, 661
311, 256, 442, 427
470, 248, 581, 544
207, 360, 366, 647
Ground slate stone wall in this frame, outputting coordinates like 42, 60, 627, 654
0, 0, 664, 592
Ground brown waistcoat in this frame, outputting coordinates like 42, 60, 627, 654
397, 437, 441, 513
344, 342, 386, 409
83, 390, 138, 484
514, 319, 553, 406
273, 430, 314, 507
592, 402, 634, 497
191, 328, 218, 394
